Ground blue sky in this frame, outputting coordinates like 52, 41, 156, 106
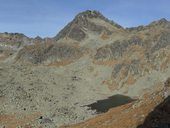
0, 0, 170, 37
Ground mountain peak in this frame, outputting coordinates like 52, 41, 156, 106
73, 10, 108, 25
149, 18, 170, 26
55, 10, 123, 41
75, 10, 105, 19
158, 18, 168, 22
75, 10, 122, 28
157, 18, 168, 24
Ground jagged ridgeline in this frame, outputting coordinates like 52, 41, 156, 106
0, 10, 170, 69
14, 10, 125, 65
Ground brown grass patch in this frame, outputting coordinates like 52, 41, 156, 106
126, 74, 136, 85
0, 112, 41, 128
100, 32, 109, 40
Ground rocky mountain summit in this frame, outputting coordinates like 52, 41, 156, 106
0, 10, 170, 128
55, 10, 123, 41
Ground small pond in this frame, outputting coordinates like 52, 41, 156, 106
86, 94, 136, 113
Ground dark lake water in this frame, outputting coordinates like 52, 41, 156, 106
86, 94, 136, 113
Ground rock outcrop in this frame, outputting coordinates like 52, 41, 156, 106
16, 41, 83, 65
0, 32, 31, 59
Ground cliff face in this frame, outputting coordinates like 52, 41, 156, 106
0, 10, 170, 128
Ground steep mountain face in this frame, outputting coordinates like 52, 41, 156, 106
0, 10, 170, 128
55, 10, 124, 42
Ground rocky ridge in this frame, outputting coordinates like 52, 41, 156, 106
55, 10, 123, 41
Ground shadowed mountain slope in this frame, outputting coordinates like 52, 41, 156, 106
137, 78, 170, 128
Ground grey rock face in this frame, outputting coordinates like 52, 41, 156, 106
112, 60, 140, 78
95, 28, 170, 61
67, 27, 86, 41
94, 24, 170, 88
16, 43, 83, 64
95, 36, 144, 60
0, 33, 30, 47
75, 10, 123, 29
151, 32, 170, 53
0, 33, 32, 58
